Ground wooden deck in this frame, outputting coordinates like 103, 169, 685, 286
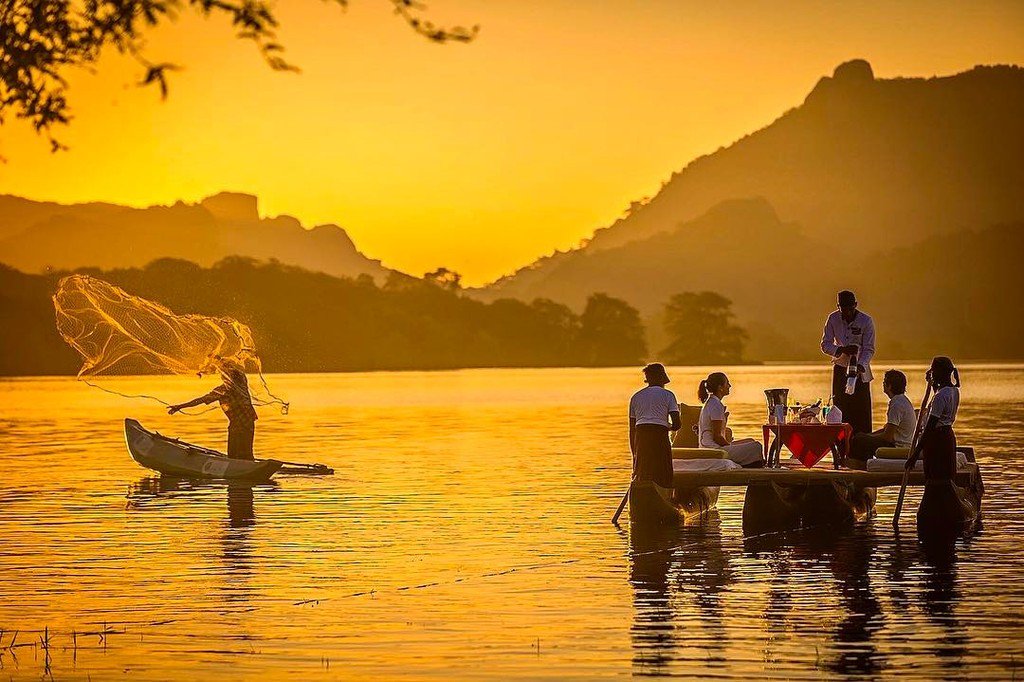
673, 463, 981, 488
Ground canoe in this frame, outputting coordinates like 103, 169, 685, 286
628, 480, 721, 526
124, 418, 283, 480
917, 448, 984, 543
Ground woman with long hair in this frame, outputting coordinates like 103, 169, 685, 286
907, 356, 960, 480
697, 372, 764, 468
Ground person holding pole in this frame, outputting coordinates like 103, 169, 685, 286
820, 290, 876, 434
629, 363, 682, 490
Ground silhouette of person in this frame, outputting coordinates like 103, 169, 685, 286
167, 359, 259, 459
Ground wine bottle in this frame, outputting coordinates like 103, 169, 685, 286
845, 350, 859, 395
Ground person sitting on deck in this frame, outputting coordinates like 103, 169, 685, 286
848, 369, 917, 465
906, 356, 961, 479
697, 372, 764, 468
629, 363, 682, 491
167, 359, 259, 460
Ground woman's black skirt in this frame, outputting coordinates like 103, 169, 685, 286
923, 424, 957, 481
634, 424, 673, 488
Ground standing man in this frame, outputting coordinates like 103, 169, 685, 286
629, 363, 682, 491
820, 290, 875, 434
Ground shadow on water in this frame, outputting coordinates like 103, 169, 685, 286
628, 515, 970, 678
127, 476, 275, 601
628, 513, 734, 676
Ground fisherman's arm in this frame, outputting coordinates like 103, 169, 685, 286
168, 386, 224, 414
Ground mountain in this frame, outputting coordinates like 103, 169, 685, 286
477, 60, 1024, 361
487, 61, 1024, 284
0, 192, 393, 281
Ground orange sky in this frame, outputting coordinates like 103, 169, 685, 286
2, 0, 1023, 284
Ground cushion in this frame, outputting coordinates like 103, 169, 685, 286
876, 447, 910, 460
673, 458, 741, 473
867, 451, 968, 472
672, 447, 726, 460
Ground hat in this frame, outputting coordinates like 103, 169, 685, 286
837, 290, 857, 307
642, 362, 670, 384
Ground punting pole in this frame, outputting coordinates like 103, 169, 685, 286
893, 382, 932, 529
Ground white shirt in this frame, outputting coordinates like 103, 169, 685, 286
629, 386, 679, 427
886, 393, 917, 447
698, 394, 728, 449
928, 386, 960, 427
820, 309, 876, 383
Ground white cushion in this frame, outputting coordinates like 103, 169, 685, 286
673, 458, 742, 473
866, 452, 968, 472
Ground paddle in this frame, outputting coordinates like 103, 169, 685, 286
892, 381, 932, 529
611, 483, 632, 525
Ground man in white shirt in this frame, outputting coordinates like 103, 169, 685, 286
820, 290, 876, 434
849, 369, 917, 464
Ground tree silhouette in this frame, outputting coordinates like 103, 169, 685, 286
661, 291, 747, 365
577, 293, 647, 366
0, 0, 478, 151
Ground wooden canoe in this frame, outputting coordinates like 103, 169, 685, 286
124, 418, 283, 481
628, 480, 720, 526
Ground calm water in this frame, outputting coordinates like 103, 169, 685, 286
1, 365, 1023, 680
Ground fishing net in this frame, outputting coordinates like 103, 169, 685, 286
52, 274, 288, 413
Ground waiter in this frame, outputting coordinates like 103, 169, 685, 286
820, 290, 875, 434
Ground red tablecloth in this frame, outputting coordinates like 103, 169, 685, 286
762, 423, 854, 468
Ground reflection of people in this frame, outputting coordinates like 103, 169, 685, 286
849, 369, 916, 462
168, 360, 258, 460
697, 372, 764, 467
629, 363, 681, 489
907, 357, 960, 479
820, 290, 875, 434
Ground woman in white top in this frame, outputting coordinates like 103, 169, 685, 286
697, 372, 764, 468
906, 356, 961, 481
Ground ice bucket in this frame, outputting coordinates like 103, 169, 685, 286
764, 388, 789, 424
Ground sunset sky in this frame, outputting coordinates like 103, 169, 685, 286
2, 0, 1023, 284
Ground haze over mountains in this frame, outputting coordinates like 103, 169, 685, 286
0, 192, 391, 281
1, 60, 1022, 365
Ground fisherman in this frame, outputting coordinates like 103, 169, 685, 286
848, 369, 916, 464
167, 358, 258, 460
697, 372, 765, 467
820, 290, 875, 434
629, 363, 681, 490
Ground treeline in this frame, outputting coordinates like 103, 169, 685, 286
0, 258, 663, 375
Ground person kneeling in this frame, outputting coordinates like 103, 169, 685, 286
849, 369, 915, 466
697, 372, 764, 468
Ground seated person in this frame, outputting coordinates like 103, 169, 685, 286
697, 372, 764, 468
849, 369, 916, 463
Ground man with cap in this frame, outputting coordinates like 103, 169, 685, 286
629, 363, 682, 490
820, 290, 876, 434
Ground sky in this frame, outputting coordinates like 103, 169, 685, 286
2, 0, 1023, 285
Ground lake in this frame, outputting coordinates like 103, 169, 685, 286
1, 365, 1022, 679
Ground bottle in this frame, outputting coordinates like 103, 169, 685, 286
845, 351, 859, 395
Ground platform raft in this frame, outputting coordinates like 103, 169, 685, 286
630, 448, 984, 539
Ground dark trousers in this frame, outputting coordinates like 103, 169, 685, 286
923, 425, 957, 481
634, 424, 673, 488
227, 420, 256, 460
850, 432, 893, 461
833, 365, 872, 435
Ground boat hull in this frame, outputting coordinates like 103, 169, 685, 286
917, 477, 983, 543
742, 481, 877, 535
124, 418, 282, 481
628, 480, 720, 526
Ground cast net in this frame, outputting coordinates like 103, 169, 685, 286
52, 274, 288, 413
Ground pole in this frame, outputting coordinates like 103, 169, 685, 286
893, 382, 932, 529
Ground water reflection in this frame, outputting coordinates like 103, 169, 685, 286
126, 477, 269, 602
628, 514, 734, 675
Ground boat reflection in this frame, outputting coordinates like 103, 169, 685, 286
126, 476, 276, 602
628, 513, 734, 675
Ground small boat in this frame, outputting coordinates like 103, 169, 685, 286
124, 418, 283, 480
628, 480, 721, 526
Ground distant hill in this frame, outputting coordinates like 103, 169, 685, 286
0, 192, 393, 281
478, 60, 1024, 361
